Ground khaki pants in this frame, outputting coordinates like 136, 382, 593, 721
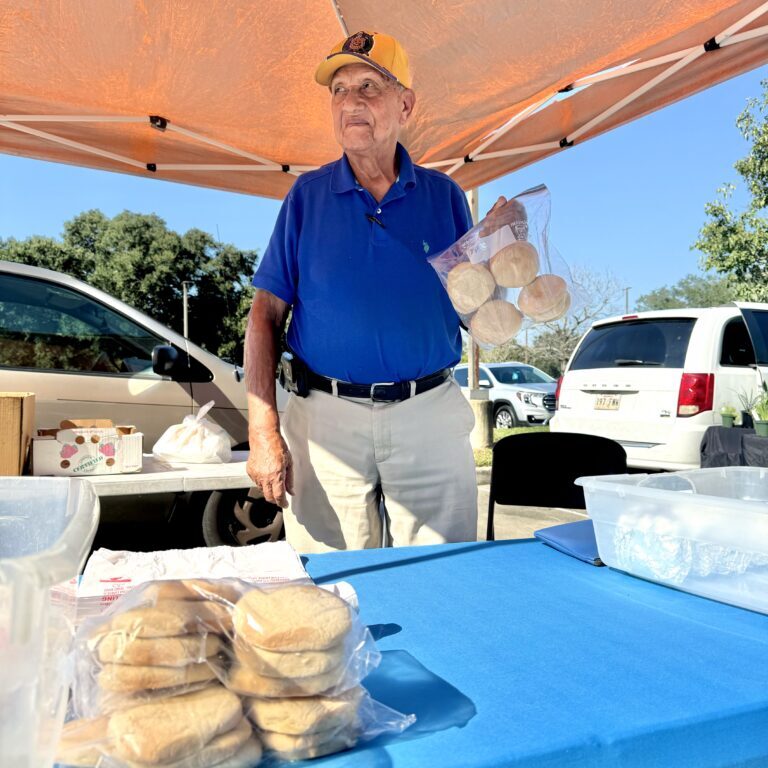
282, 379, 477, 553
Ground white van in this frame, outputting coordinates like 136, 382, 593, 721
0, 260, 288, 445
550, 304, 768, 470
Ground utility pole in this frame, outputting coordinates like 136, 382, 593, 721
182, 281, 193, 339
466, 189, 480, 393
624, 286, 631, 314
465, 188, 493, 450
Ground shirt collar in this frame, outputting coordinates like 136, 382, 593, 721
330, 143, 417, 194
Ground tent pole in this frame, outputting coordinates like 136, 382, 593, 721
567, 1, 768, 144
445, 92, 556, 176
567, 23, 768, 90
569, 47, 706, 142
435, 8, 768, 179
0, 120, 146, 169
329, 0, 349, 36
423, 142, 559, 168
154, 164, 290, 172
0, 115, 147, 123
166, 123, 281, 167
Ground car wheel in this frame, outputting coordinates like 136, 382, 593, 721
494, 404, 518, 429
201, 486, 285, 547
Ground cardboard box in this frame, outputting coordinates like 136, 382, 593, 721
0, 392, 35, 475
32, 419, 143, 476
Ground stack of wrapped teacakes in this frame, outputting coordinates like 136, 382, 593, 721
228, 584, 365, 761
61, 580, 262, 767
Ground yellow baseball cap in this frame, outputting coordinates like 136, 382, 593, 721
315, 31, 412, 89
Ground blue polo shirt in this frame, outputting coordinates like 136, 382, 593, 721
252, 144, 472, 384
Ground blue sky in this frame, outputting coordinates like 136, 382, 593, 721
1, 64, 766, 309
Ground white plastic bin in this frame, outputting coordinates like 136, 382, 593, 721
0, 478, 99, 768
577, 467, 768, 614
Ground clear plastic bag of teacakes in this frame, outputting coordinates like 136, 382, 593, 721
428, 184, 576, 348
62, 578, 415, 766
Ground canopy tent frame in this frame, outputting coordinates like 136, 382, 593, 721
2, 2, 767, 191
443, 2, 768, 176
2, 1, 768, 200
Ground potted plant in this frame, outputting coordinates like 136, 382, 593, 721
737, 389, 760, 429
720, 404, 738, 428
752, 390, 768, 437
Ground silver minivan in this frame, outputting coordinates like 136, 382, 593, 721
551, 304, 768, 470
0, 260, 290, 444
0, 260, 288, 547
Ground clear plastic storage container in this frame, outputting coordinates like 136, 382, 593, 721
577, 467, 768, 614
0, 478, 99, 768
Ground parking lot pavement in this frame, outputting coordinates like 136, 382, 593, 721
476, 483, 586, 541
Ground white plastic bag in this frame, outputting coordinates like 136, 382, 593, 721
152, 401, 232, 463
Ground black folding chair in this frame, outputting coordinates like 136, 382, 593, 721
486, 432, 628, 541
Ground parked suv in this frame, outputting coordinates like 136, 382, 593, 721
454, 361, 556, 428
550, 304, 768, 470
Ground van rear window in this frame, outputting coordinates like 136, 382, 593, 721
570, 318, 696, 370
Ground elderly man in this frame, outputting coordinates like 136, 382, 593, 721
245, 31, 506, 553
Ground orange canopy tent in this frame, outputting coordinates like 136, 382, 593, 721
1, 1, 767, 200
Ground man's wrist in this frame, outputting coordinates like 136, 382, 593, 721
249, 426, 283, 446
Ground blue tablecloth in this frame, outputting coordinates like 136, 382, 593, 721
303, 540, 768, 768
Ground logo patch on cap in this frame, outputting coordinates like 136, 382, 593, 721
343, 31, 374, 55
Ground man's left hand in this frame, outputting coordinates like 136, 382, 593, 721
480, 195, 528, 237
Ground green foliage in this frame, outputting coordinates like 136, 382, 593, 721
720, 404, 739, 417
695, 79, 768, 300
753, 382, 768, 422
636, 273, 735, 311
0, 210, 259, 364
737, 388, 761, 413
754, 392, 768, 422
479, 337, 528, 364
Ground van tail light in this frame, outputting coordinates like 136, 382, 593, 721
677, 373, 714, 417
555, 375, 563, 410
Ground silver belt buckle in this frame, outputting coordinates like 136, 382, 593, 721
370, 381, 396, 402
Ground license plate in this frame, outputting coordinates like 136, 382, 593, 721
594, 394, 620, 410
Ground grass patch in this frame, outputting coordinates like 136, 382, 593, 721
474, 425, 549, 467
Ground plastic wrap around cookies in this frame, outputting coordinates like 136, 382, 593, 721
428, 184, 574, 349
66, 578, 415, 766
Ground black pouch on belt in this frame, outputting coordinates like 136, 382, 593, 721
278, 351, 310, 397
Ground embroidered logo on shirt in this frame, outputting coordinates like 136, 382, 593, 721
422, 240, 430, 253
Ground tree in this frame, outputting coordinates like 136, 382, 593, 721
478, 337, 528, 364
635, 272, 735, 311
695, 79, 768, 300
0, 210, 259, 363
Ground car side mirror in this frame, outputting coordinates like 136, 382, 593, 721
479, 378, 492, 388
152, 345, 180, 376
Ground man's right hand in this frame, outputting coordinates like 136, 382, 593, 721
247, 430, 294, 508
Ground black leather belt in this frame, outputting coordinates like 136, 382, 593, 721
307, 369, 451, 402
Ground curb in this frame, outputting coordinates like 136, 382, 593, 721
475, 466, 491, 485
